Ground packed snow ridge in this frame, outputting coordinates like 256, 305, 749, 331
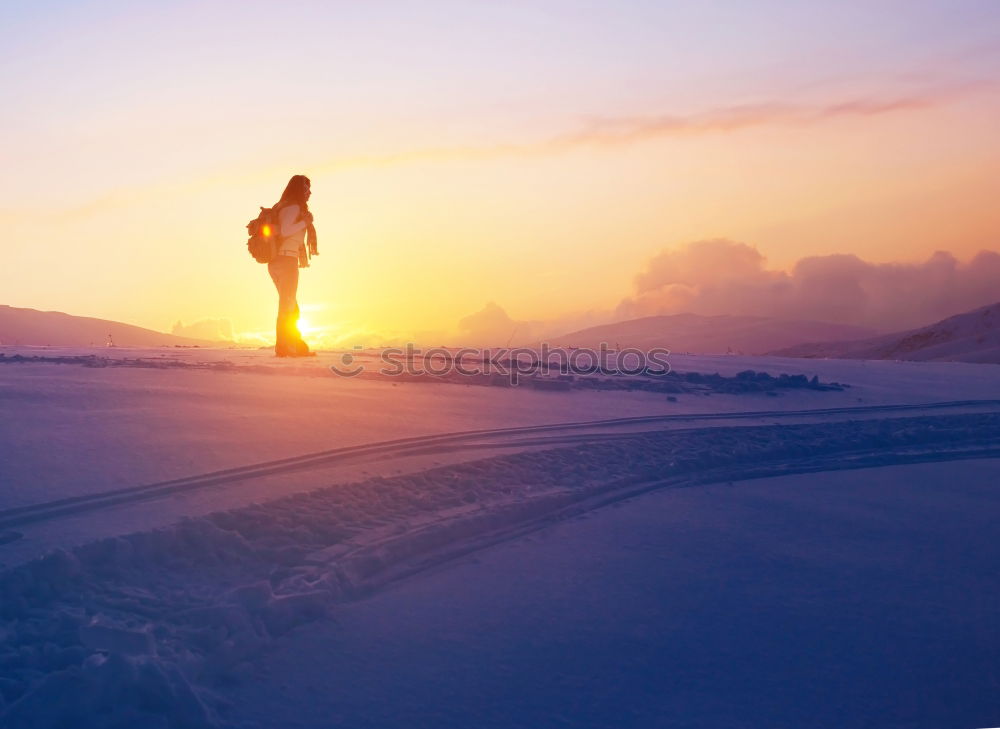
0, 352, 849, 395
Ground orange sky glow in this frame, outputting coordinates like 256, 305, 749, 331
2, 1, 999, 346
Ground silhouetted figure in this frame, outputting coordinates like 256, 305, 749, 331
269, 175, 318, 357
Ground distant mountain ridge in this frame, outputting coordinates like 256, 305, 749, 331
770, 301, 1000, 364
555, 313, 878, 355
0, 305, 218, 347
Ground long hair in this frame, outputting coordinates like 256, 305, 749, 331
276, 175, 310, 210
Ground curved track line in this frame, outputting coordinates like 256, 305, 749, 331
2, 399, 999, 531
355, 444, 1000, 593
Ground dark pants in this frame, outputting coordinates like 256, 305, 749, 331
268, 255, 302, 354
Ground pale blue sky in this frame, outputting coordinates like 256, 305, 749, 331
4, 0, 998, 210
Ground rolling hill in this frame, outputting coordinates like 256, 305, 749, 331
0, 305, 218, 348
770, 302, 1000, 363
554, 313, 878, 355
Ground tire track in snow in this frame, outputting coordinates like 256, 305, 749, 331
344, 444, 1000, 594
1, 412, 998, 725
2, 399, 999, 532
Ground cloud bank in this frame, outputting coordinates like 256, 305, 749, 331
456, 302, 526, 346
172, 318, 234, 342
453, 302, 614, 347
617, 240, 1000, 331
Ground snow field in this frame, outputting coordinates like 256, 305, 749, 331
2, 412, 999, 727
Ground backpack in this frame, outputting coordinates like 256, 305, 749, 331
246, 206, 281, 263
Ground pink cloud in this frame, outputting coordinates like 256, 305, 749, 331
618, 240, 1000, 330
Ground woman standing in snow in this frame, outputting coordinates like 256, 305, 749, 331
269, 175, 318, 357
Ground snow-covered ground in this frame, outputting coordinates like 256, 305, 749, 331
1, 346, 998, 727
3, 347, 997, 511
224, 459, 1000, 729
3, 347, 998, 563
